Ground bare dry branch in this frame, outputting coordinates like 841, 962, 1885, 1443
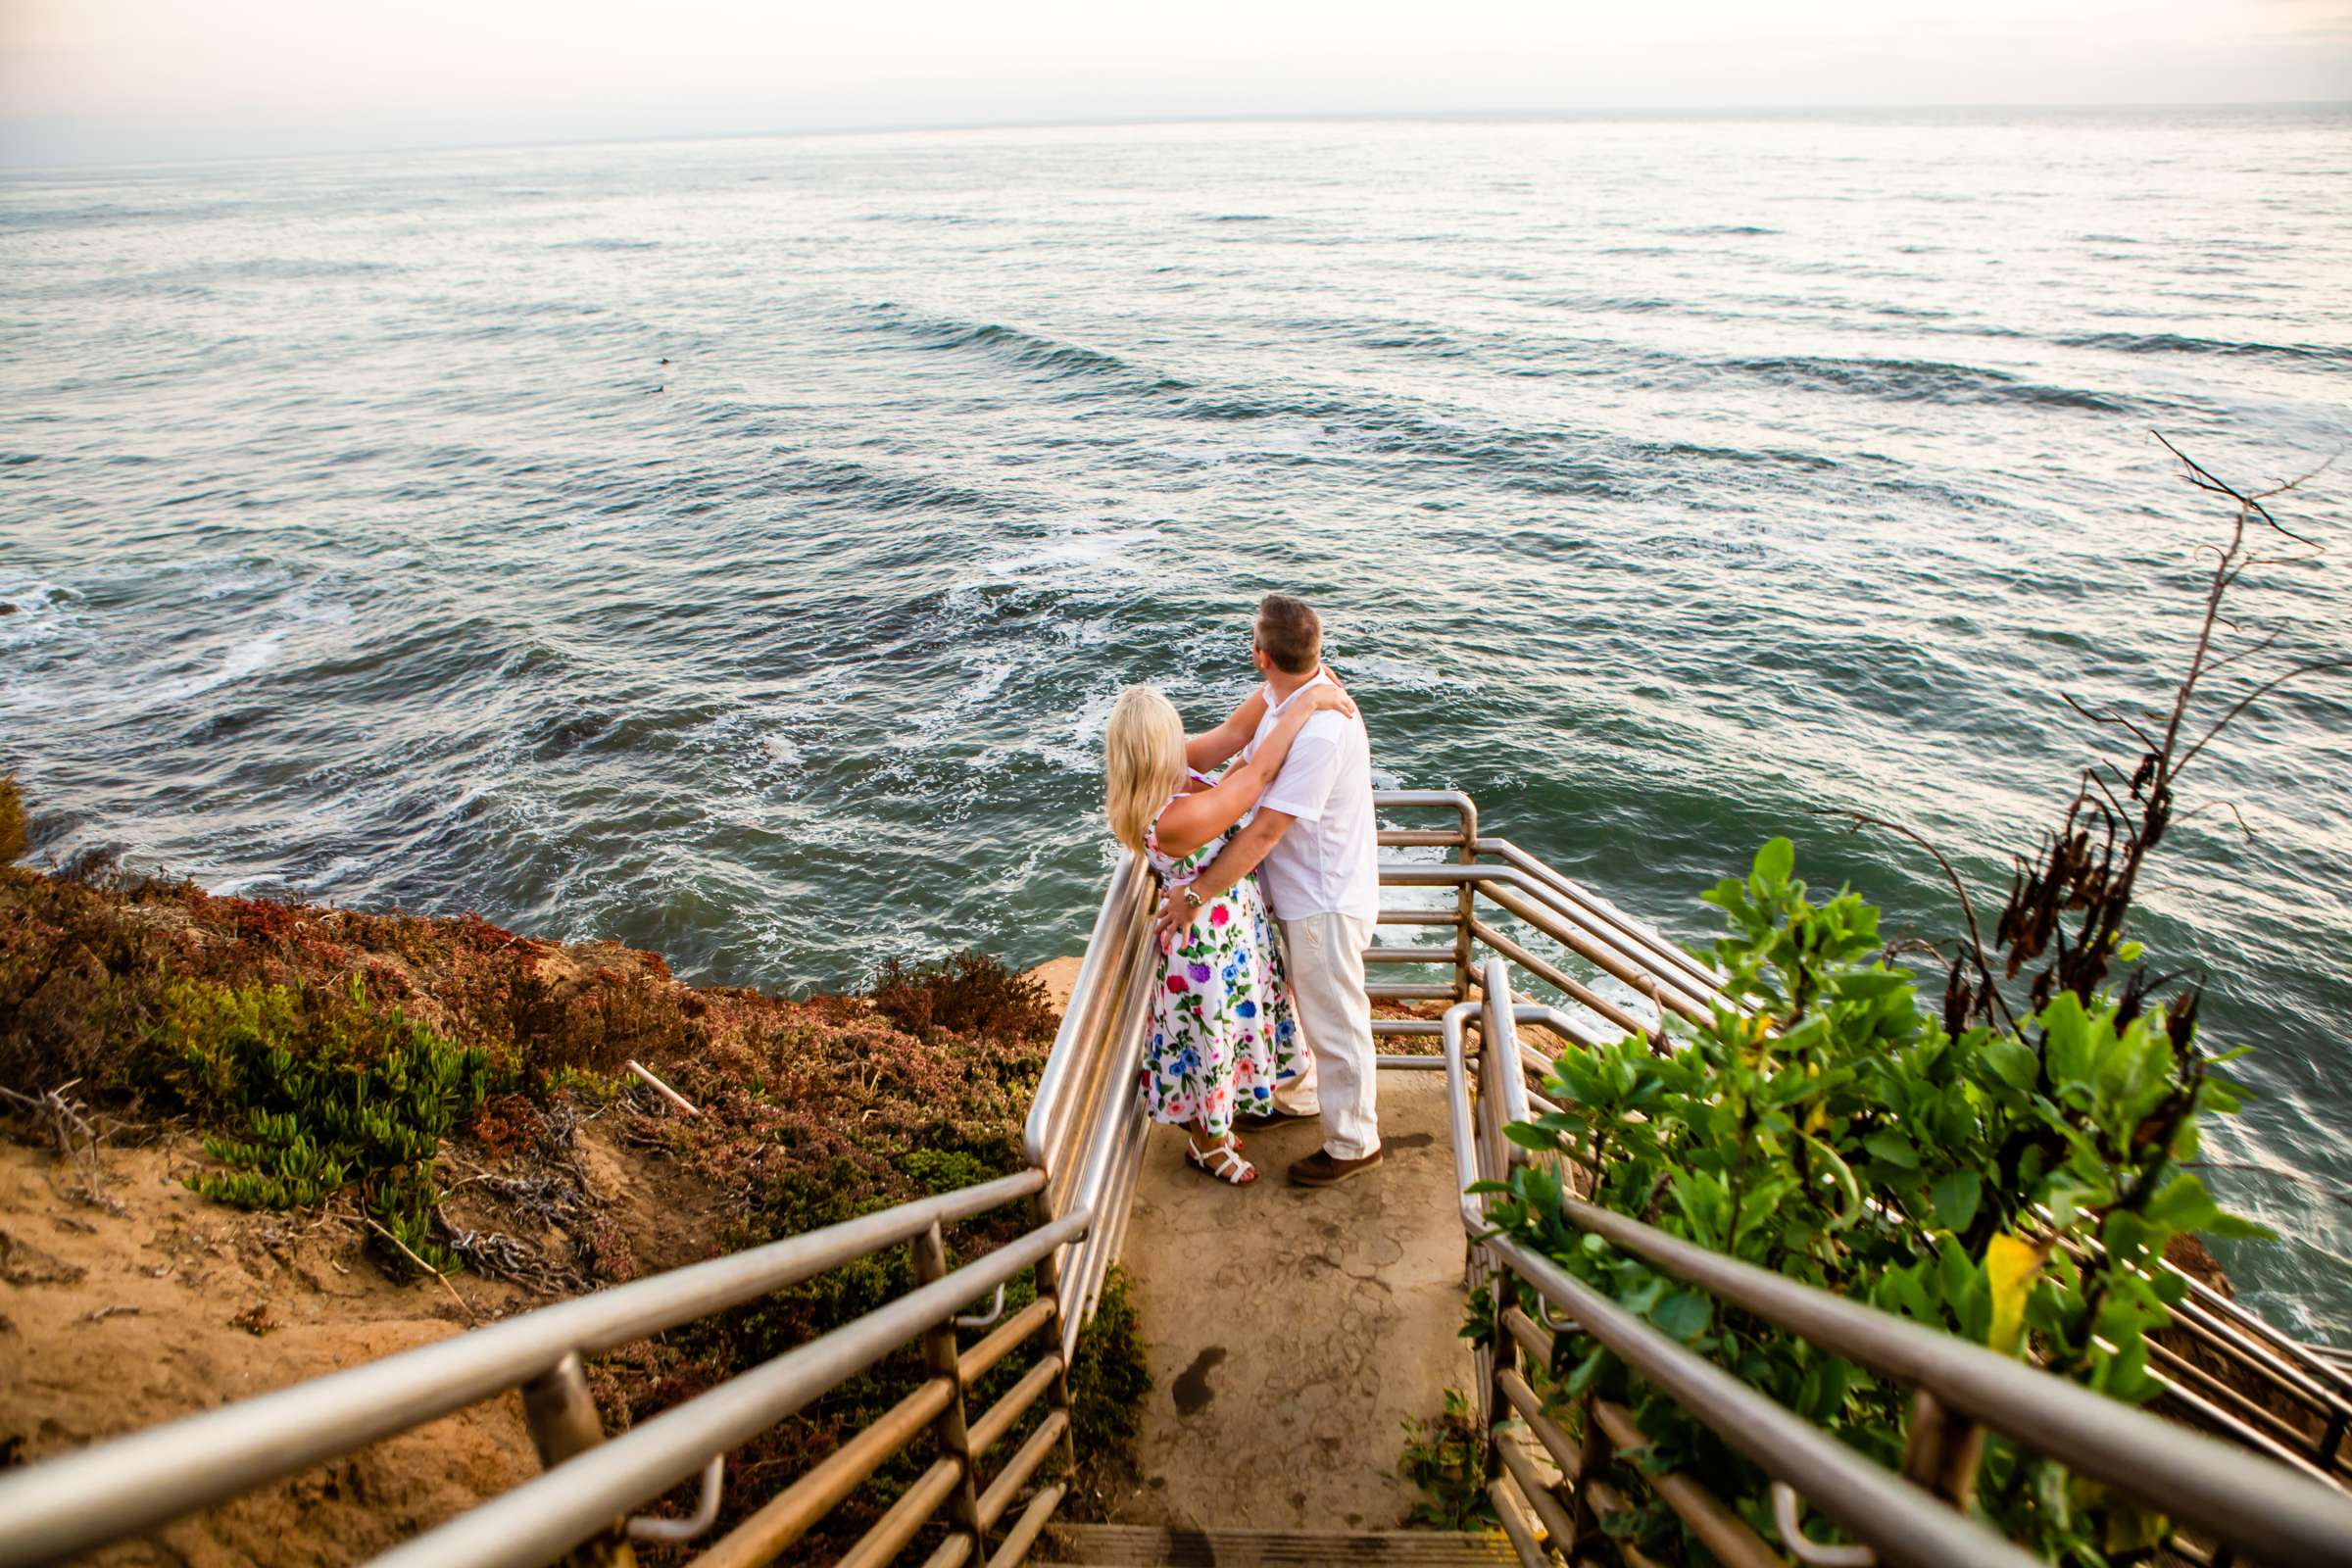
1818, 808, 2015, 1031
2060, 691, 2161, 755
2152, 429, 2324, 550
2171, 800, 2256, 843
2202, 626, 2283, 678
2175, 658, 2352, 775
0, 1080, 122, 1215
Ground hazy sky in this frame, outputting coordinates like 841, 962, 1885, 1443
4, 0, 2349, 168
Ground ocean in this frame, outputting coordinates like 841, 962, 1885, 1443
2, 107, 2348, 1335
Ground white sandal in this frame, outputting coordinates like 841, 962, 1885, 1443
1186, 1136, 1257, 1186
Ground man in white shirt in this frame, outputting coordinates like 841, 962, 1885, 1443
1157, 594, 1383, 1186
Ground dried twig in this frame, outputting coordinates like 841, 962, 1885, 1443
626, 1059, 701, 1118
2171, 800, 2257, 843
356, 1211, 477, 1325
0, 1080, 124, 1215
1820, 809, 2015, 1032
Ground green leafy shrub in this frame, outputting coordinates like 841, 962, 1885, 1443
157, 975, 492, 1274
1480, 839, 2264, 1564
1399, 1388, 1498, 1531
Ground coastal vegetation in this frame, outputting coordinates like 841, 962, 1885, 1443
0, 781, 1145, 1561
1473, 445, 2338, 1563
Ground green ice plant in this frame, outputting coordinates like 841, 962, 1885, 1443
1477, 442, 2343, 1564
159, 974, 491, 1275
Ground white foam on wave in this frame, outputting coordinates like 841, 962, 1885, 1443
141, 628, 291, 707
193, 564, 294, 601
950, 519, 1158, 602
1338, 655, 1476, 693
1028, 683, 1123, 775
0, 580, 79, 654
1, 582, 353, 720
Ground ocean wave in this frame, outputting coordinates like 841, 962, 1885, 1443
0, 581, 80, 653
766, 455, 1014, 517
549, 236, 662, 251
1642, 440, 1840, 472
1718, 354, 2132, 413
1157, 382, 1642, 497
849, 304, 1189, 390
138, 628, 290, 710
193, 564, 294, 601
1336, 656, 1479, 694
2052, 330, 2351, 368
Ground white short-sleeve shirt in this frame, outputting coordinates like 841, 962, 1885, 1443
1241, 672, 1379, 925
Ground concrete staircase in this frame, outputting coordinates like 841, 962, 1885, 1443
1042, 1525, 1518, 1565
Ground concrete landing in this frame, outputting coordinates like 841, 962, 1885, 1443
1106, 1069, 1476, 1533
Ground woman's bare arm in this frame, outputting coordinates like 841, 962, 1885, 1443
1184, 688, 1267, 775
1154, 686, 1348, 858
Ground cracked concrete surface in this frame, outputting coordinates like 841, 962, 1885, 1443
1107, 1069, 1475, 1532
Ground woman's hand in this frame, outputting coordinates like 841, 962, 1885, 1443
1308, 683, 1358, 721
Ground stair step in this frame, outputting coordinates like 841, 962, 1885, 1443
1042, 1524, 1518, 1565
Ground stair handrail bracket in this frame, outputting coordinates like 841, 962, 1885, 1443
1448, 954, 2352, 1568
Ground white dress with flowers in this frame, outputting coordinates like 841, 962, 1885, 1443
1141, 787, 1306, 1137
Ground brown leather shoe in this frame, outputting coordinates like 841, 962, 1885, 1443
1289, 1148, 1384, 1187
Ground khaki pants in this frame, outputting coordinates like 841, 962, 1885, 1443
1270, 911, 1379, 1159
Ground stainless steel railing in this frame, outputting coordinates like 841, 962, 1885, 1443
1438, 949, 2352, 1568
1021, 849, 1158, 1363
0, 847, 1172, 1568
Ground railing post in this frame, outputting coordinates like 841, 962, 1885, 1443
1034, 1245, 1083, 1481
1453, 797, 1480, 1001
1898, 1388, 1984, 1510
1569, 1392, 1612, 1551
1487, 1268, 1519, 1490
521, 1351, 638, 1568
913, 1224, 988, 1560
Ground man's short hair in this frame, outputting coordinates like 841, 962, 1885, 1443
1255, 594, 1322, 675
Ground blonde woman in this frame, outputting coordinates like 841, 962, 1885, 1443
1104, 681, 1352, 1184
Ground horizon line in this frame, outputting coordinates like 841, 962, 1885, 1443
3, 96, 2347, 177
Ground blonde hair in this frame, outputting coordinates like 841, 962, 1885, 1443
1103, 685, 1186, 854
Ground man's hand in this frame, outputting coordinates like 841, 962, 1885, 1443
1153, 882, 1198, 951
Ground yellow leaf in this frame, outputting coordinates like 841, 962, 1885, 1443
1984, 1234, 2050, 1357
2102, 1497, 2170, 1555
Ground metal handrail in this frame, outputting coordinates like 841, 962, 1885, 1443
0, 1169, 1047, 1568
1445, 958, 2352, 1568
368, 1210, 1092, 1568
1557, 1195, 2352, 1564
1021, 850, 1146, 1172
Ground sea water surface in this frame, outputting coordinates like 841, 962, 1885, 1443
3, 108, 2349, 1334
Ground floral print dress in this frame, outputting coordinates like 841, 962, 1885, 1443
1141, 784, 1306, 1136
